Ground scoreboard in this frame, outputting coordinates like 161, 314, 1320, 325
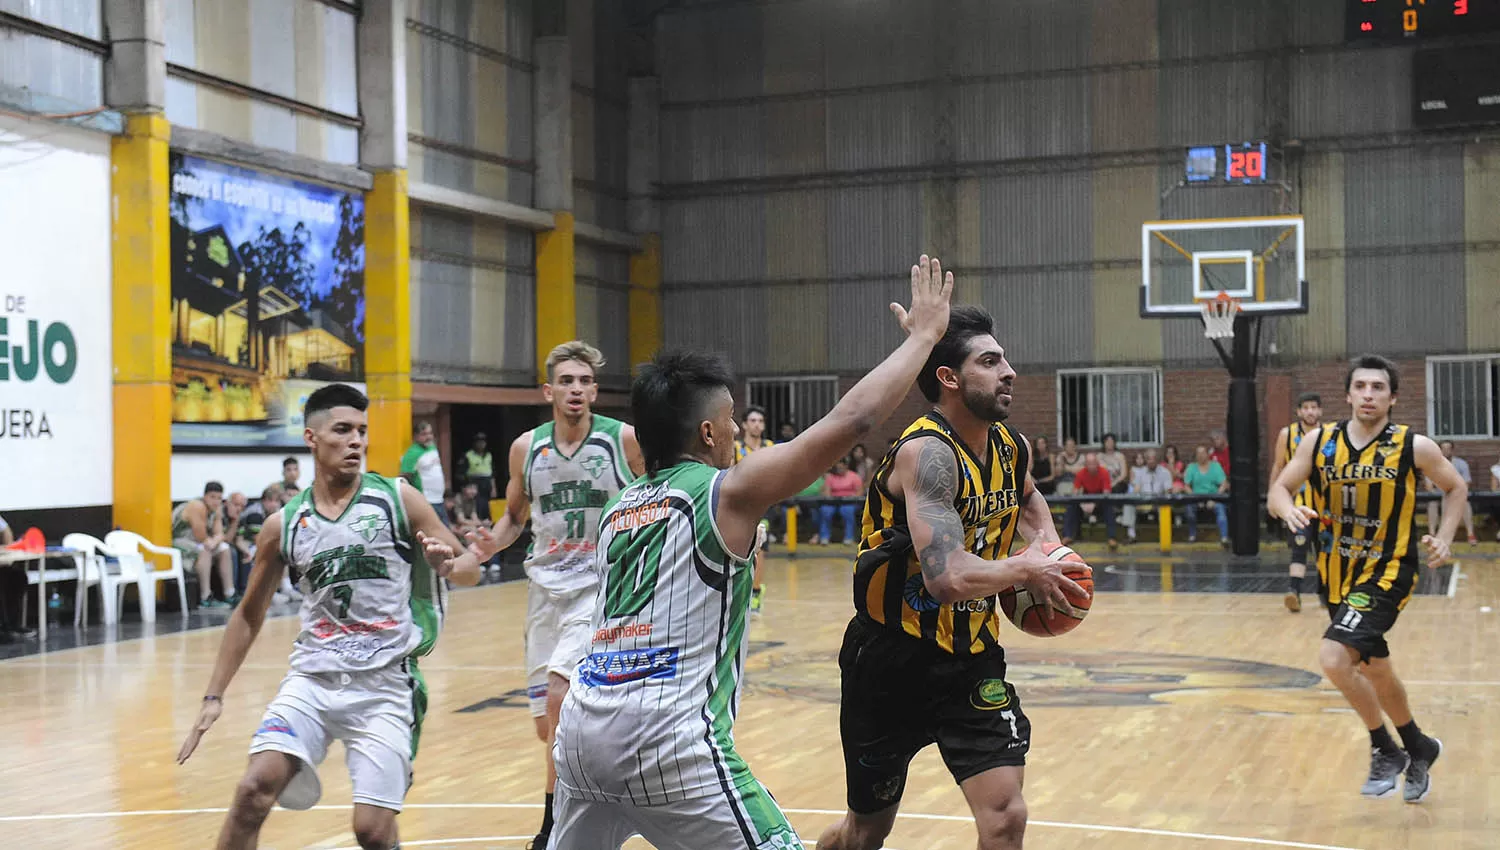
1185, 143, 1270, 185
1347, 0, 1500, 42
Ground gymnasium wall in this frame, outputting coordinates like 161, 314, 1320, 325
655, 0, 1500, 372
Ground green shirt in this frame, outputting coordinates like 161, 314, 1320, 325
1183, 460, 1226, 495
464, 449, 494, 477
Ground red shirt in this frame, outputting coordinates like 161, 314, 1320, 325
824, 470, 865, 498
1073, 465, 1112, 495
1211, 445, 1229, 470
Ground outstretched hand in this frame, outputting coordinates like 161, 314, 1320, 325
176, 697, 223, 765
417, 530, 458, 578
891, 254, 953, 343
1420, 533, 1452, 568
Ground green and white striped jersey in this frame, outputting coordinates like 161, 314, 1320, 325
523, 414, 634, 594
279, 474, 445, 673
554, 461, 763, 803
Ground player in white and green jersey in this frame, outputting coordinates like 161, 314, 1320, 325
543, 255, 954, 849
464, 340, 643, 850
178, 384, 483, 850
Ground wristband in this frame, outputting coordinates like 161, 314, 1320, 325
203, 695, 222, 703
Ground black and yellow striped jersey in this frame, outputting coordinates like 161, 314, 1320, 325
733, 437, 774, 464
1307, 421, 1420, 606
1283, 421, 1317, 509
852, 411, 1031, 656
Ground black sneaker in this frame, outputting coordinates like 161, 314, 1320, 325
527, 831, 549, 850
1403, 737, 1442, 804
1361, 747, 1410, 798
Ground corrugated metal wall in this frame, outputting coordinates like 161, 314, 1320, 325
163, 0, 360, 164
658, 0, 1500, 373
0, 0, 103, 111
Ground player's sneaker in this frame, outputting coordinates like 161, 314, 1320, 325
1403, 737, 1441, 804
1283, 591, 1301, 613
750, 587, 764, 615
1361, 747, 1409, 798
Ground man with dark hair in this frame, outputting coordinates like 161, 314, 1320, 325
277, 457, 301, 492
172, 481, 236, 609
819, 303, 1088, 850
460, 340, 643, 850
1271, 354, 1466, 803
178, 383, 483, 850
401, 422, 447, 522
734, 404, 775, 613
540, 256, 965, 848
1270, 390, 1323, 612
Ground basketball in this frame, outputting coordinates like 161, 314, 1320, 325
997, 542, 1094, 638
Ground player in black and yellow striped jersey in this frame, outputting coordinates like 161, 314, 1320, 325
1268, 391, 1323, 613
1270, 354, 1468, 805
733, 405, 774, 614
819, 305, 1091, 850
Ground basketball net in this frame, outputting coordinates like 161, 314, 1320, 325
1200, 291, 1241, 340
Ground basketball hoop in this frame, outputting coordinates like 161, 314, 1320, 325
1200, 291, 1241, 340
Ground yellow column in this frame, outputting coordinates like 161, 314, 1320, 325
110, 113, 172, 548
535, 211, 577, 383
628, 233, 662, 372
365, 169, 412, 477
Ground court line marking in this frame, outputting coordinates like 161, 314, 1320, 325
1446, 562, 1461, 598
0, 803, 1367, 849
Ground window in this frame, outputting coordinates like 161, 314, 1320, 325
1056, 368, 1162, 447
745, 376, 841, 437
1426, 355, 1499, 439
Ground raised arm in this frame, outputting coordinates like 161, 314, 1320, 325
1269, 425, 1322, 530
898, 437, 1083, 613
177, 514, 287, 764
470, 433, 533, 560
717, 255, 952, 523
402, 481, 482, 587
1413, 434, 1468, 567
1268, 425, 1291, 487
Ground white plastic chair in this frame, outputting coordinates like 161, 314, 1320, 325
61, 534, 122, 626
103, 530, 189, 623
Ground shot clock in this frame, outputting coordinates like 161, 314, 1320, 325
1184, 143, 1269, 186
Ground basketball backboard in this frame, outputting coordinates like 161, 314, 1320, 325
1139, 216, 1309, 318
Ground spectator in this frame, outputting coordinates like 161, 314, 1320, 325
222, 491, 248, 600
0, 514, 32, 641
1183, 445, 1230, 547
1163, 445, 1188, 493
275, 457, 301, 493
1063, 452, 1118, 549
1055, 436, 1085, 496
463, 433, 495, 522
442, 488, 458, 527
1209, 430, 1230, 472
848, 443, 876, 490
1099, 433, 1128, 494
1427, 441, 1478, 544
171, 482, 235, 608
816, 458, 865, 545
453, 480, 483, 537
402, 421, 448, 523
1123, 449, 1173, 543
1490, 460, 1500, 542
1031, 435, 1057, 495
777, 420, 799, 443
237, 487, 300, 604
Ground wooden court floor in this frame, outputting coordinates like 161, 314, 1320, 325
1, 549, 1497, 849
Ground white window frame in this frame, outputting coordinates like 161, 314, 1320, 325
1055, 367, 1164, 449
1425, 354, 1497, 440
744, 375, 841, 434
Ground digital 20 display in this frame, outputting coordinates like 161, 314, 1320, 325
1184, 143, 1269, 185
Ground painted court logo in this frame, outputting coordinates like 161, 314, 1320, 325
970, 678, 1013, 711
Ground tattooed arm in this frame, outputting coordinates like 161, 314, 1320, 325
893, 437, 1086, 611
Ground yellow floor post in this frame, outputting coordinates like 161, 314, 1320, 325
536, 212, 577, 383
1159, 504, 1173, 554
365, 169, 411, 476
785, 507, 798, 557
110, 113, 172, 552
628, 233, 661, 372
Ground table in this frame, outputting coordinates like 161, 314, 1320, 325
0, 547, 82, 646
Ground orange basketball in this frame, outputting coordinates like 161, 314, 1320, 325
997, 542, 1094, 637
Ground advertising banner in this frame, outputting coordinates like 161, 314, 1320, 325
0, 120, 113, 510
169, 153, 365, 448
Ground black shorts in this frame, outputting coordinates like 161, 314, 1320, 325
837, 616, 1030, 814
1286, 525, 1314, 564
1323, 581, 1413, 662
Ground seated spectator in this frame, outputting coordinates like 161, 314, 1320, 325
172, 482, 235, 609
442, 488, 458, 527
1123, 449, 1173, 542
1063, 452, 1118, 550
222, 491, 248, 601
1490, 460, 1500, 542
1055, 436, 1085, 496
1183, 445, 1230, 547
1209, 430, 1230, 471
816, 458, 865, 545
0, 514, 31, 641
1099, 433, 1128, 494
849, 444, 876, 490
1427, 441, 1478, 544
453, 480, 483, 537
1163, 445, 1188, 493
1031, 435, 1057, 495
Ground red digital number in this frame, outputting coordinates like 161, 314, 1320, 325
1229, 152, 1246, 179
1455, 0, 1468, 14
1244, 151, 1263, 178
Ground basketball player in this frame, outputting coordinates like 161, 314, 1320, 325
463, 341, 643, 850
515, 256, 966, 848
1270, 355, 1466, 803
816, 304, 1090, 850
176, 384, 483, 850
1268, 391, 1323, 612
734, 404, 774, 614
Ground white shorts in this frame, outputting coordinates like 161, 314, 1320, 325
248, 659, 427, 812
552, 780, 802, 850
525, 581, 596, 716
